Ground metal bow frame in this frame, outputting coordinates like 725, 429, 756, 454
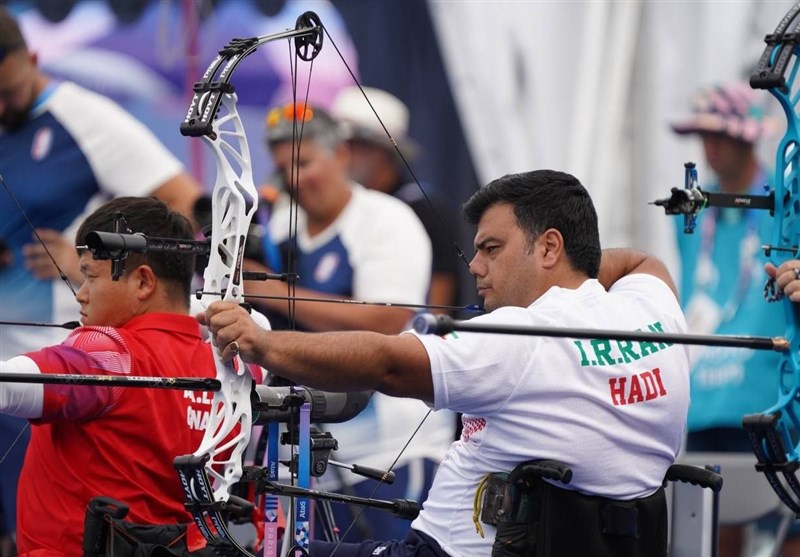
740, 1, 800, 515
653, 1, 800, 513
172, 11, 324, 555
171, 11, 423, 556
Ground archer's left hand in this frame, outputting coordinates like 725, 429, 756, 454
765, 261, 800, 302
199, 301, 265, 363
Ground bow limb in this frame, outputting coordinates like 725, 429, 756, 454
742, 1, 800, 514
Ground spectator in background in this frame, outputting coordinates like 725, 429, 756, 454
0, 7, 202, 552
671, 81, 798, 556
332, 86, 461, 313
245, 101, 455, 542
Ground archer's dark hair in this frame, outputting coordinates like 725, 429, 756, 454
76, 197, 196, 303
462, 170, 601, 278
0, 8, 27, 62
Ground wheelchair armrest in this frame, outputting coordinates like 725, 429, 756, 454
664, 464, 723, 493
224, 494, 256, 524
83, 497, 130, 557
509, 459, 573, 486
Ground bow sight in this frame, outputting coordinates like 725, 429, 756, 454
652, 162, 774, 234
84, 226, 295, 286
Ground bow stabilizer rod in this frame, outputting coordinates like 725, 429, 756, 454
413, 314, 790, 352
243, 468, 421, 521
651, 162, 774, 235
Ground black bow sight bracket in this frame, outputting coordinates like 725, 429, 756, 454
180, 11, 323, 139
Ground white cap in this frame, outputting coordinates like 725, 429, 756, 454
331, 86, 419, 159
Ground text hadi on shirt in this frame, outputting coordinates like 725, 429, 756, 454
572, 321, 671, 407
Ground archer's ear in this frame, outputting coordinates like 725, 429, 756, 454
538, 228, 564, 269
130, 265, 158, 301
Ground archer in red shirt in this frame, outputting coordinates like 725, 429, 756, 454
0, 197, 254, 556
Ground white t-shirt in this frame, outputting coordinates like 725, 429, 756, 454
409, 274, 690, 557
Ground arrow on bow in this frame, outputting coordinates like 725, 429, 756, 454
412, 313, 791, 353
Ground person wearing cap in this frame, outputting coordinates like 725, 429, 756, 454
246, 101, 456, 542
671, 81, 798, 556
331, 86, 460, 315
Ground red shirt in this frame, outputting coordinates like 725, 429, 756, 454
17, 313, 220, 556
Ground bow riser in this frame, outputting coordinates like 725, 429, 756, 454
175, 16, 324, 555
743, 1, 800, 513
194, 91, 259, 503
766, 30, 800, 457
769, 120, 800, 449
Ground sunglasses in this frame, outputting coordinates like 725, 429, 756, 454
265, 102, 314, 129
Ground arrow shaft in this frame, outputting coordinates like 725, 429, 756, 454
0, 373, 221, 391
418, 315, 788, 352
0, 320, 80, 329
458, 323, 786, 351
